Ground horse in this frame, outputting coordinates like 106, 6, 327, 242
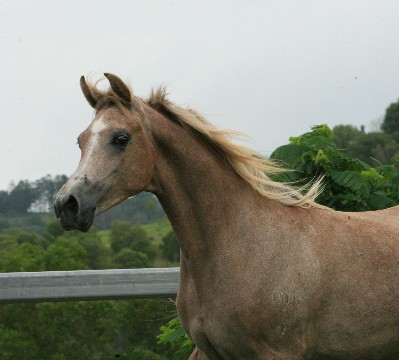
54, 73, 399, 359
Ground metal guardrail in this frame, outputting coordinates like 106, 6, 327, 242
0, 268, 180, 304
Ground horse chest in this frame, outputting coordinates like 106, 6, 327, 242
178, 281, 292, 359
177, 277, 260, 358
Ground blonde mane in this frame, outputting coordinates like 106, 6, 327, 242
85, 76, 323, 208
147, 87, 324, 209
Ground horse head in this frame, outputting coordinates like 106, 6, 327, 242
54, 73, 155, 231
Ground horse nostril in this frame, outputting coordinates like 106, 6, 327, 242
64, 195, 79, 216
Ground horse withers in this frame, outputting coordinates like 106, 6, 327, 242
54, 73, 399, 359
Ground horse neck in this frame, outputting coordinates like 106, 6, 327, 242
147, 109, 257, 264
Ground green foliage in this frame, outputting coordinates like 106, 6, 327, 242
0, 213, 52, 233
271, 125, 399, 211
44, 238, 89, 271
0, 325, 39, 360
0, 219, 179, 359
112, 248, 150, 268
0, 300, 175, 360
381, 98, 399, 134
161, 231, 180, 263
333, 124, 363, 150
110, 221, 156, 263
118, 347, 168, 360
333, 124, 399, 166
59, 227, 113, 269
7, 180, 37, 214
0, 218, 10, 230
158, 317, 195, 360
43, 221, 64, 241
111, 221, 147, 252
4, 243, 45, 272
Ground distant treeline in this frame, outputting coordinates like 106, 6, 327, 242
0, 175, 166, 230
0, 175, 67, 215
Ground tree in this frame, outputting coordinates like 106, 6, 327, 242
112, 248, 150, 268
0, 191, 11, 214
364, 132, 399, 164
30, 175, 68, 212
0, 174, 67, 215
110, 221, 155, 259
43, 221, 65, 243
79, 234, 113, 269
0, 218, 10, 231
161, 231, 180, 263
44, 238, 88, 271
7, 180, 37, 214
0, 325, 39, 360
333, 125, 399, 166
0, 242, 46, 272
333, 124, 363, 150
119, 347, 168, 360
270, 124, 399, 211
381, 99, 399, 134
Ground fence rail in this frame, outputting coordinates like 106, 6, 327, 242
0, 268, 180, 304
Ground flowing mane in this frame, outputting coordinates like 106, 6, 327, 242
84, 77, 323, 208
147, 87, 324, 209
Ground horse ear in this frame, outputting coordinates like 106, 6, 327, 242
80, 76, 98, 108
104, 73, 132, 105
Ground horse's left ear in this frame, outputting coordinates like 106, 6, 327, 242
104, 73, 132, 105
80, 76, 98, 108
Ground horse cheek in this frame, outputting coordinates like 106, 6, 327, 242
124, 140, 155, 192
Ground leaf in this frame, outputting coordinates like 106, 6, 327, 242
157, 317, 186, 344
311, 124, 334, 139
270, 144, 307, 168
332, 153, 369, 172
269, 170, 303, 184
314, 149, 329, 165
289, 125, 335, 151
331, 171, 370, 197
368, 192, 397, 210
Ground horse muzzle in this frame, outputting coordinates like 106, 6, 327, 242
54, 193, 96, 232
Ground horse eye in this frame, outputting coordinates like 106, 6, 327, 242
111, 133, 131, 149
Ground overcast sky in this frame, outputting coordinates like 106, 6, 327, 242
1, 0, 399, 190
